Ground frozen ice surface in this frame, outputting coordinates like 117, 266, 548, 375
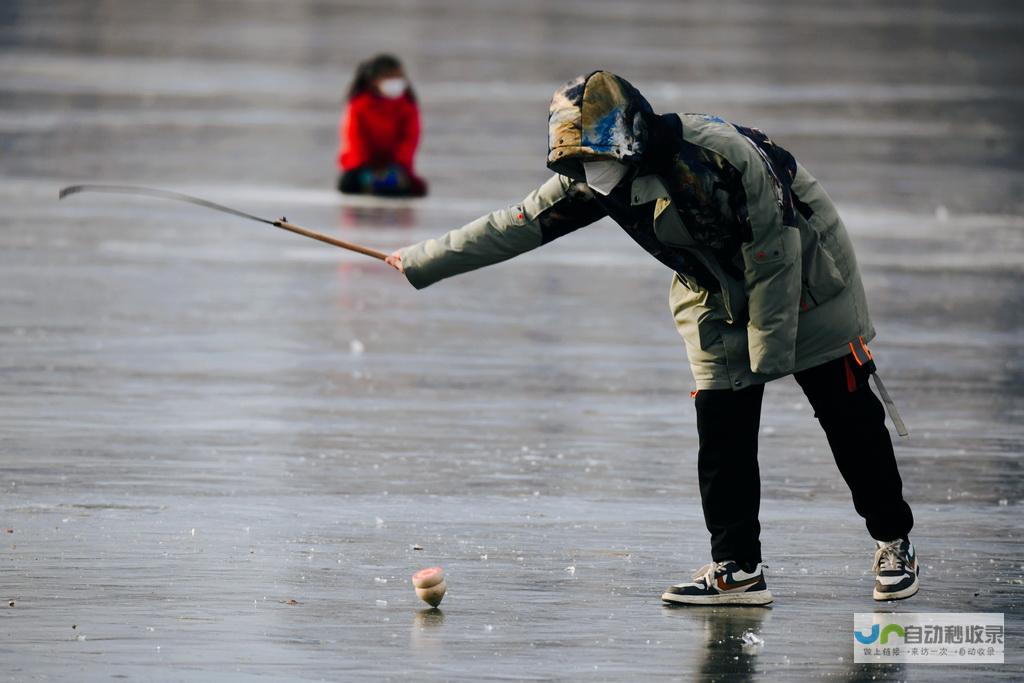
1, 0, 1023, 680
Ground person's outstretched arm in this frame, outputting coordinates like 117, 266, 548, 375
386, 175, 606, 288
736, 144, 803, 375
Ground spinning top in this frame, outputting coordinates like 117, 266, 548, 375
412, 566, 447, 608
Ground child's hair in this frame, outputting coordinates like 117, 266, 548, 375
346, 54, 417, 103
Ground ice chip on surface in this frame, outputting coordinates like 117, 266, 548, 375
740, 630, 764, 652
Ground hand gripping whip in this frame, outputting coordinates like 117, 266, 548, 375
58, 184, 389, 261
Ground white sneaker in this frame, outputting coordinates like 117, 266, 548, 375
872, 538, 920, 601
662, 560, 773, 606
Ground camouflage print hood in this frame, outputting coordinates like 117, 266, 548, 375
547, 71, 654, 179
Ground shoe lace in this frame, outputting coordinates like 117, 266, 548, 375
691, 561, 723, 586
872, 540, 905, 573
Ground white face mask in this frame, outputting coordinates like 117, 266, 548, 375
583, 159, 630, 195
377, 77, 407, 99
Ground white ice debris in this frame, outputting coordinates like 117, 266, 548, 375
740, 630, 764, 652
375, 599, 388, 608
374, 577, 388, 584
741, 630, 764, 645
565, 565, 576, 576
375, 517, 385, 527
998, 499, 1008, 506
349, 339, 365, 355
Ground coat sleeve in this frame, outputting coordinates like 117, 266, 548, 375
400, 175, 606, 289
736, 141, 803, 375
395, 101, 420, 171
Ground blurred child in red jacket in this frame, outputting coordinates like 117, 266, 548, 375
337, 55, 427, 197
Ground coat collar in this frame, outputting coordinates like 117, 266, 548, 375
629, 173, 670, 206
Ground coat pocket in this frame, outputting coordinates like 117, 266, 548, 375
800, 237, 846, 311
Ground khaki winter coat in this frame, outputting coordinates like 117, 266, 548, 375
401, 71, 874, 390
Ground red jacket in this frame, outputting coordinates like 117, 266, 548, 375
337, 92, 421, 172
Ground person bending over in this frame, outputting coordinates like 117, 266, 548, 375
385, 71, 918, 606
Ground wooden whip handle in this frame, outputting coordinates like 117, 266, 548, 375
273, 218, 388, 261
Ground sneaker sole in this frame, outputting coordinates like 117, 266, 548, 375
661, 590, 773, 606
873, 578, 919, 601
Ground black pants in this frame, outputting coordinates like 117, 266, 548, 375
695, 354, 914, 564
